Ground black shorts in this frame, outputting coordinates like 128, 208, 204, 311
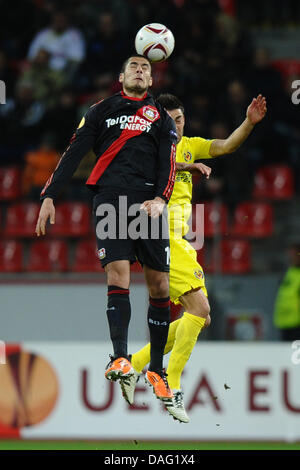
93, 191, 170, 272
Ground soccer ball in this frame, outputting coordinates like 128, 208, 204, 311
135, 23, 175, 62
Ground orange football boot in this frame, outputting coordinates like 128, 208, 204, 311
145, 369, 173, 403
105, 356, 134, 381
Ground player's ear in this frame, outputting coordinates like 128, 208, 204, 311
119, 73, 124, 84
149, 76, 153, 87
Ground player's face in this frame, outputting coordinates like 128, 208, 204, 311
167, 109, 185, 143
119, 57, 152, 96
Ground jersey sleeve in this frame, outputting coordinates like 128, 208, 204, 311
40, 105, 98, 200
189, 137, 215, 161
155, 114, 177, 202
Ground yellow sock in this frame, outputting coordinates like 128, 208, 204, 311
166, 312, 206, 390
131, 318, 181, 373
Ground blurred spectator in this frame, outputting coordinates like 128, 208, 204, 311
18, 49, 66, 108
27, 11, 85, 79
273, 243, 300, 341
0, 50, 17, 95
44, 89, 79, 153
22, 133, 60, 199
0, 82, 46, 161
82, 11, 129, 92
246, 48, 283, 102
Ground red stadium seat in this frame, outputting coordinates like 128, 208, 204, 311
210, 239, 251, 274
4, 203, 40, 237
0, 241, 23, 272
231, 202, 273, 238
0, 167, 21, 201
253, 165, 294, 200
72, 240, 103, 272
49, 202, 91, 237
27, 240, 68, 272
201, 202, 228, 237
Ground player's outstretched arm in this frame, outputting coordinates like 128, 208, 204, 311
209, 94, 267, 157
35, 197, 55, 236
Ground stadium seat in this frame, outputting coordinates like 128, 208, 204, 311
253, 165, 294, 200
0, 167, 21, 201
49, 202, 91, 237
0, 241, 23, 272
209, 239, 251, 274
200, 202, 229, 237
4, 203, 40, 237
72, 240, 103, 272
231, 202, 273, 238
27, 240, 68, 272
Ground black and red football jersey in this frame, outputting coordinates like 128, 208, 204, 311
41, 91, 177, 202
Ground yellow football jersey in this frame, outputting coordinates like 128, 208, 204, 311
168, 136, 214, 235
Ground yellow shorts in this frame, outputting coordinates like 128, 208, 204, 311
169, 232, 207, 305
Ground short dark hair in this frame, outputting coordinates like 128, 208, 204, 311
156, 93, 185, 113
120, 54, 152, 73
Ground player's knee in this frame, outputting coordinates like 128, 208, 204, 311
105, 264, 130, 288
199, 299, 210, 320
204, 313, 211, 329
148, 276, 169, 299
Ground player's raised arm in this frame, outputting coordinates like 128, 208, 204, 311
36, 106, 98, 236
209, 94, 267, 157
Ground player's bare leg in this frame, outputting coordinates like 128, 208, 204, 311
104, 260, 134, 382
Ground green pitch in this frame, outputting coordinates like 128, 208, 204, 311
0, 440, 300, 450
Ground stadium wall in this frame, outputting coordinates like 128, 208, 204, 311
0, 274, 281, 341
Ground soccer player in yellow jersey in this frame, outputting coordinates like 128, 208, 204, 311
120, 93, 267, 422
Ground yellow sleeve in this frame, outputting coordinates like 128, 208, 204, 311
188, 137, 215, 160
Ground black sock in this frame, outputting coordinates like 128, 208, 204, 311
107, 285, 131, 359
148, 296, 170, 374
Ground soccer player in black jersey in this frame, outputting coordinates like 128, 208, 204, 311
35, 55, 177, 405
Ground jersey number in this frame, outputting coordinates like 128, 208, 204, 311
165, 246, 170, 266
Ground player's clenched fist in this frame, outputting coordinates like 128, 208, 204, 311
35, 197, 55, 236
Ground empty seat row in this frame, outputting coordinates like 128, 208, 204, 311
192, 201, 273, 238
0, 239, 251, 274
0, 200, 274, 239
0, 164, 295, 201
1, 202, 92, 237
0, 240, 143, 273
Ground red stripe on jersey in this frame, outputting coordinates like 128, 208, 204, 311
163, 143, 176, 200
121, 91, 148, 101
86, 105, 159, 186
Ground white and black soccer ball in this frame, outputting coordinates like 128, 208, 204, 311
135, 23, 175, 62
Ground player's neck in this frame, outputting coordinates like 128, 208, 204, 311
122, 87, 147, 100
